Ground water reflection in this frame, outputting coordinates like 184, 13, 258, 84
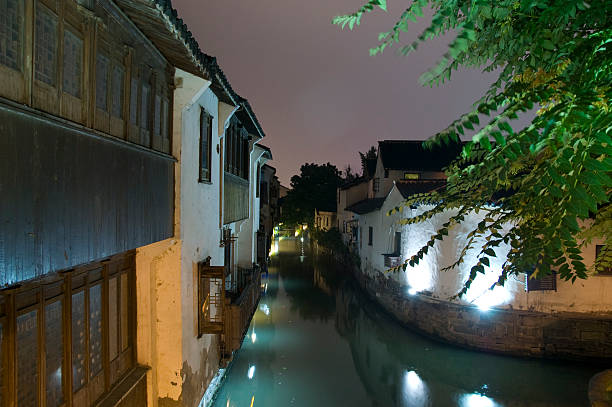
212, 239, 598, 407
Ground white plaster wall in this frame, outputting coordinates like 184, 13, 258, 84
136, 68, 227, 407
236, 143, 268, 267
361, 184, 612, 314
177, 75, 225, 403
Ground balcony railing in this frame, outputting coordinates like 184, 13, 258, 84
224, 172, 249, 224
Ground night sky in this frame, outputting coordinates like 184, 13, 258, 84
172, 0, 496, 185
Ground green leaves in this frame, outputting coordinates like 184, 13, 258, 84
334, 0, 612, 294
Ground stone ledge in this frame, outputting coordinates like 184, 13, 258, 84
353, 268, 612, 362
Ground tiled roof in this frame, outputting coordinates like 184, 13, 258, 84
115, 0, 265, 139
345, 198, 385, 215
395, 180, 446, 199
378, 140, 462, 171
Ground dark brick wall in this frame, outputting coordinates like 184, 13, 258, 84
354, 269, 612, 362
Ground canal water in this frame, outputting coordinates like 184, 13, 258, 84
212, 238, 600, 407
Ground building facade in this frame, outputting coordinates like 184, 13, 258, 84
0, 0, 271, 404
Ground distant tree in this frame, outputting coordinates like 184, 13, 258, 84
343, 164, 358, 182
281, 163, 343, 228
334, 0, 611, 296
359, 146, 377, 177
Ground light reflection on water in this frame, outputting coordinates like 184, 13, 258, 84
212, 238, 599, 407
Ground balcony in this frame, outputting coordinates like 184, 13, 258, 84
224, 172, 249, 224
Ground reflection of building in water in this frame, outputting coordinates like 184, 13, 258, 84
314, 266, 333, 295
333, 280, 592, 407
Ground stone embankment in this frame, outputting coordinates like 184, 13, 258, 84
350, 267, 612, 363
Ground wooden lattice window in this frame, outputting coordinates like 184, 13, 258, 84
45, 298, 64, 406
71, 289, 86, 391
62, 29, 82, 97
129, 77, 138, 125
140, 82, 150, 129
0, 254, 135, 405
161, 97, 170, 153
34, 4, 57, 85
16, 309, 39, 406
0, 0, 23, 71
199, 109, 212, 182
111, 65, 124, 118
96, 53, 109, 111
153, 94, 161, 136
198, 264, 225, 336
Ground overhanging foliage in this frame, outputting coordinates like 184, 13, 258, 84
334, 0, 611, 297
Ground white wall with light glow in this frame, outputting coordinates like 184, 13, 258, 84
359, 183, 612, 314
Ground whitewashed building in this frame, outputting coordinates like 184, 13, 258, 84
135, 61, 270, 406
354, 180, 612, 314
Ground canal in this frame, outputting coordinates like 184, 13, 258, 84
212, 238, 600, 407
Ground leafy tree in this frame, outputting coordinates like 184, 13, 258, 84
334, 0, 611, 296
281, 163, 342, 228
359, 146, 377, 177
343, 164, 359, 182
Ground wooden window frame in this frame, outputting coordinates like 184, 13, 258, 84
197, 261, 225, 336
0, 253, 136, 406
199, 108, 213, 183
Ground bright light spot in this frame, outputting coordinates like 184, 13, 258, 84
226, 399, 230, 407
259, 303, 270, 315
408, 287, 418, 296
251, 331, 257, 343
302, 224, 308, 230
294, 230, 300, 237
470, 285, 511, 311
300, 237, 304, 242
250, 395, 255, 407
402, 370, 428, 407
247, 365, 255, 380
459, 393, 498, 407
269, 241, 279, 257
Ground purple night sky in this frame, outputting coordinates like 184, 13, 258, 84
172, 0, 496, 186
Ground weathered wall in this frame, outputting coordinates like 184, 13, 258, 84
136, 69, 225, 407
362, 187, 612, 314
354, 269, 612, 362
177, 74, 224, 407
0, 103, 174, 286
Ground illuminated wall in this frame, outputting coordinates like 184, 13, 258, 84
360, 184, 612, 314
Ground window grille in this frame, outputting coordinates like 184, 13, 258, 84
161, 97, 169, 152
525, 270, 557, 292
62, 29, 82, 97
0, 0, 23, 70
373, 178, 380, 193
72, 290, 86, 390
35, 5, 57, 85
17, 310, 39, 406
45, 300, 64, 406
95, 54, 109, 110
129, 78, 138, 124
111, 65, 124, 117
140, 82, 150, 129
89, 284, 103, 378
404, 172, 420, 180
199, 109, 212, 182
198, 264, 225, 335
153, 94, 161, 135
